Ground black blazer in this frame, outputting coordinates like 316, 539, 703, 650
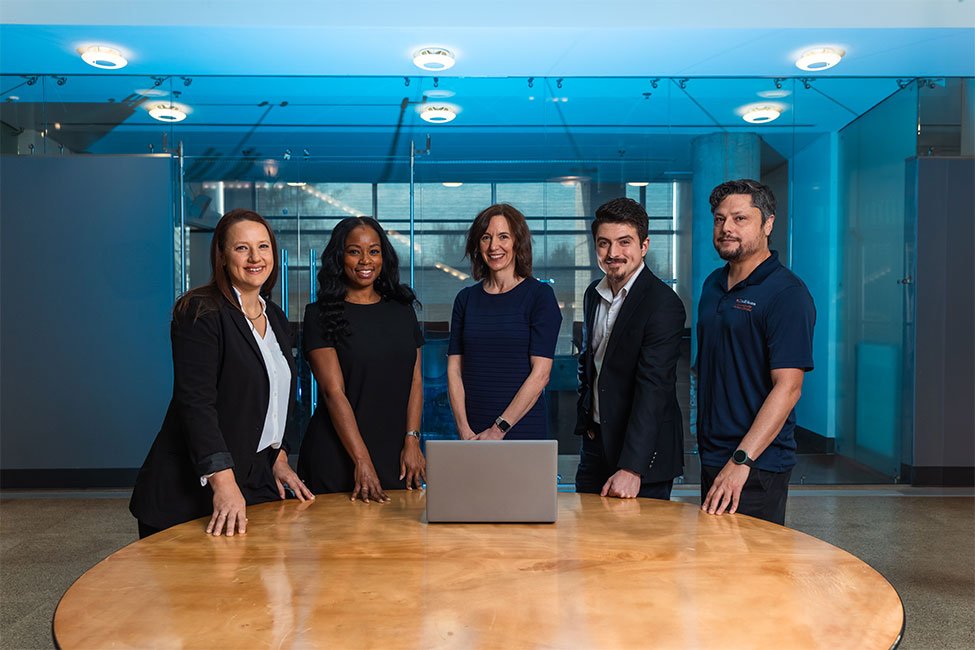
575, 268, 686, 484
129, 294, 297, 530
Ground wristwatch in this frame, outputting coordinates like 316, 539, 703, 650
405, 430, 421, 440
494, 417, 511, 433
732, 449, 756, 467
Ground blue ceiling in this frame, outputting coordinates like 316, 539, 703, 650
1, 1, 972, 182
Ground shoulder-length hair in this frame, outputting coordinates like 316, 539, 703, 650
464, 203, 533, 281
316, 216, 418, 342
174, 208, 279, 317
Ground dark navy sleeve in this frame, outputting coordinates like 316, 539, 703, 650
447, 287, 469, 356
528, 282, 562, 358
765, 282, 816, 371
409, 303, 425, 348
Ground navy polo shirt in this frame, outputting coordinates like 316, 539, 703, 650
696, 251, 815, 472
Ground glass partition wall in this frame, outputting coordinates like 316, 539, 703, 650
3, 72, 965, 484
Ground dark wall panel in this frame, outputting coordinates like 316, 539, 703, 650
1, 155, 175, 475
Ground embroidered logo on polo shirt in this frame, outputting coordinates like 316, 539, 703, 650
734, 298, 756, 312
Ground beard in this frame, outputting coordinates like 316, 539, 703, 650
715, 236, 761, 262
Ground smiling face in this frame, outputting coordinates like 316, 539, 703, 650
343, 225, 383, 291
595, 221, 649, 290
712, 193, 774, 263
478, 214, 516, 277
221, 220, 273, 293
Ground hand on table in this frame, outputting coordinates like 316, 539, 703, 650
701, 461, 750, 515
600, 469, 641, 499
272, 449, 316, 502
207, 469, 247, 536
399, 437, 426, 490
352, 459, 389, 503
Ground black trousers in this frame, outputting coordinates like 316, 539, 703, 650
575, 432, 673, 500
700, 463, 792, 525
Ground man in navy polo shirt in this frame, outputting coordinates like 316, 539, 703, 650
697, 179, 815, 525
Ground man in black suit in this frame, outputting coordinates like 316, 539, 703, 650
574, 197, 686, 500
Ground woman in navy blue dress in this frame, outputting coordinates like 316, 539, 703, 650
447, 204, 562, 440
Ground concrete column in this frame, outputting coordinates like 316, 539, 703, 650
690, 132, 761, 325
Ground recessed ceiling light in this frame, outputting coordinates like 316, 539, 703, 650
442, 182, 463, 188
79, 45, 128, 70
742, 105, 781, 124
135, 88, 168, 98
419, 104, 457, 124
627, 181, 650, 187
425, 89, 455, 99
757, 89, 791, 99
795, 47, 845, 71
413, 47, 455, 71
147, 103, 188, 122
286, 182, 307, 187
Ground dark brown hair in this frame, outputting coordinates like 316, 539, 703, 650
464, 203, 533, 281
174, 208, 279, 317
709, 178, 776, 224
592, 197, 649, 242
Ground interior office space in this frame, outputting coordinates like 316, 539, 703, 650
1, 1, 973, 648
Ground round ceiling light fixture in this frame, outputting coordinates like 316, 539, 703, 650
795, 47, 845, 71
79, 45, 128, 70
147, 102, 188, 123
419, 103, 457, 124
742, 105, 782, 124
413, 47, 455, 71
627, 181, 650, 187
442, 182, 463, 188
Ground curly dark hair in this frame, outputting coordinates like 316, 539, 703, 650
709, 179, 776, 223
174, 208, 279, 319
464, 203, 533, 281
591, 197, 649, 242
316, 216, 418, 343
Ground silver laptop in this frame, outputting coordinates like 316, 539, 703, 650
425, 440, 558, 523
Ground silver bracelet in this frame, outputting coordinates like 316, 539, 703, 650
405, 430, 421, 439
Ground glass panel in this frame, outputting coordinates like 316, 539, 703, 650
4, 71, 962, 485
836, 83, 919, 481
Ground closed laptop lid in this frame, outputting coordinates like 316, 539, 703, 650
425, 440, 558, 523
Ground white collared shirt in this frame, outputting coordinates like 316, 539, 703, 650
201, 290, 291, 486
234, 289, 291, 454
591, 263, 645, 423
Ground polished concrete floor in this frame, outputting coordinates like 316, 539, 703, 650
1, 488, 972, 649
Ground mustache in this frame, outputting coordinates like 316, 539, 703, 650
603, 257, 627, 264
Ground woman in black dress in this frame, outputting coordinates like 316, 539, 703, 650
297, 217, 425, 501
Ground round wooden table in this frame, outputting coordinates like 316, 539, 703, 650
54, 492, 903, 649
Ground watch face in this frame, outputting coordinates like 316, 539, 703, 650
733, 449, 747, 464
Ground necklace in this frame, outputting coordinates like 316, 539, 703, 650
242, 306, 264, 321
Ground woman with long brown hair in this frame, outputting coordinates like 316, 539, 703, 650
130, 209, 313, 538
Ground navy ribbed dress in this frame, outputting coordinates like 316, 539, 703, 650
447, 278, 562, 439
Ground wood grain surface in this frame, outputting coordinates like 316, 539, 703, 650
53, 492, 903, 649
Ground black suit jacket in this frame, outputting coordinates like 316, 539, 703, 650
129, 294, 297, 530
575, 268, 686, 483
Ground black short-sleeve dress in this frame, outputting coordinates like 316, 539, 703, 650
297, 299, 424, 493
